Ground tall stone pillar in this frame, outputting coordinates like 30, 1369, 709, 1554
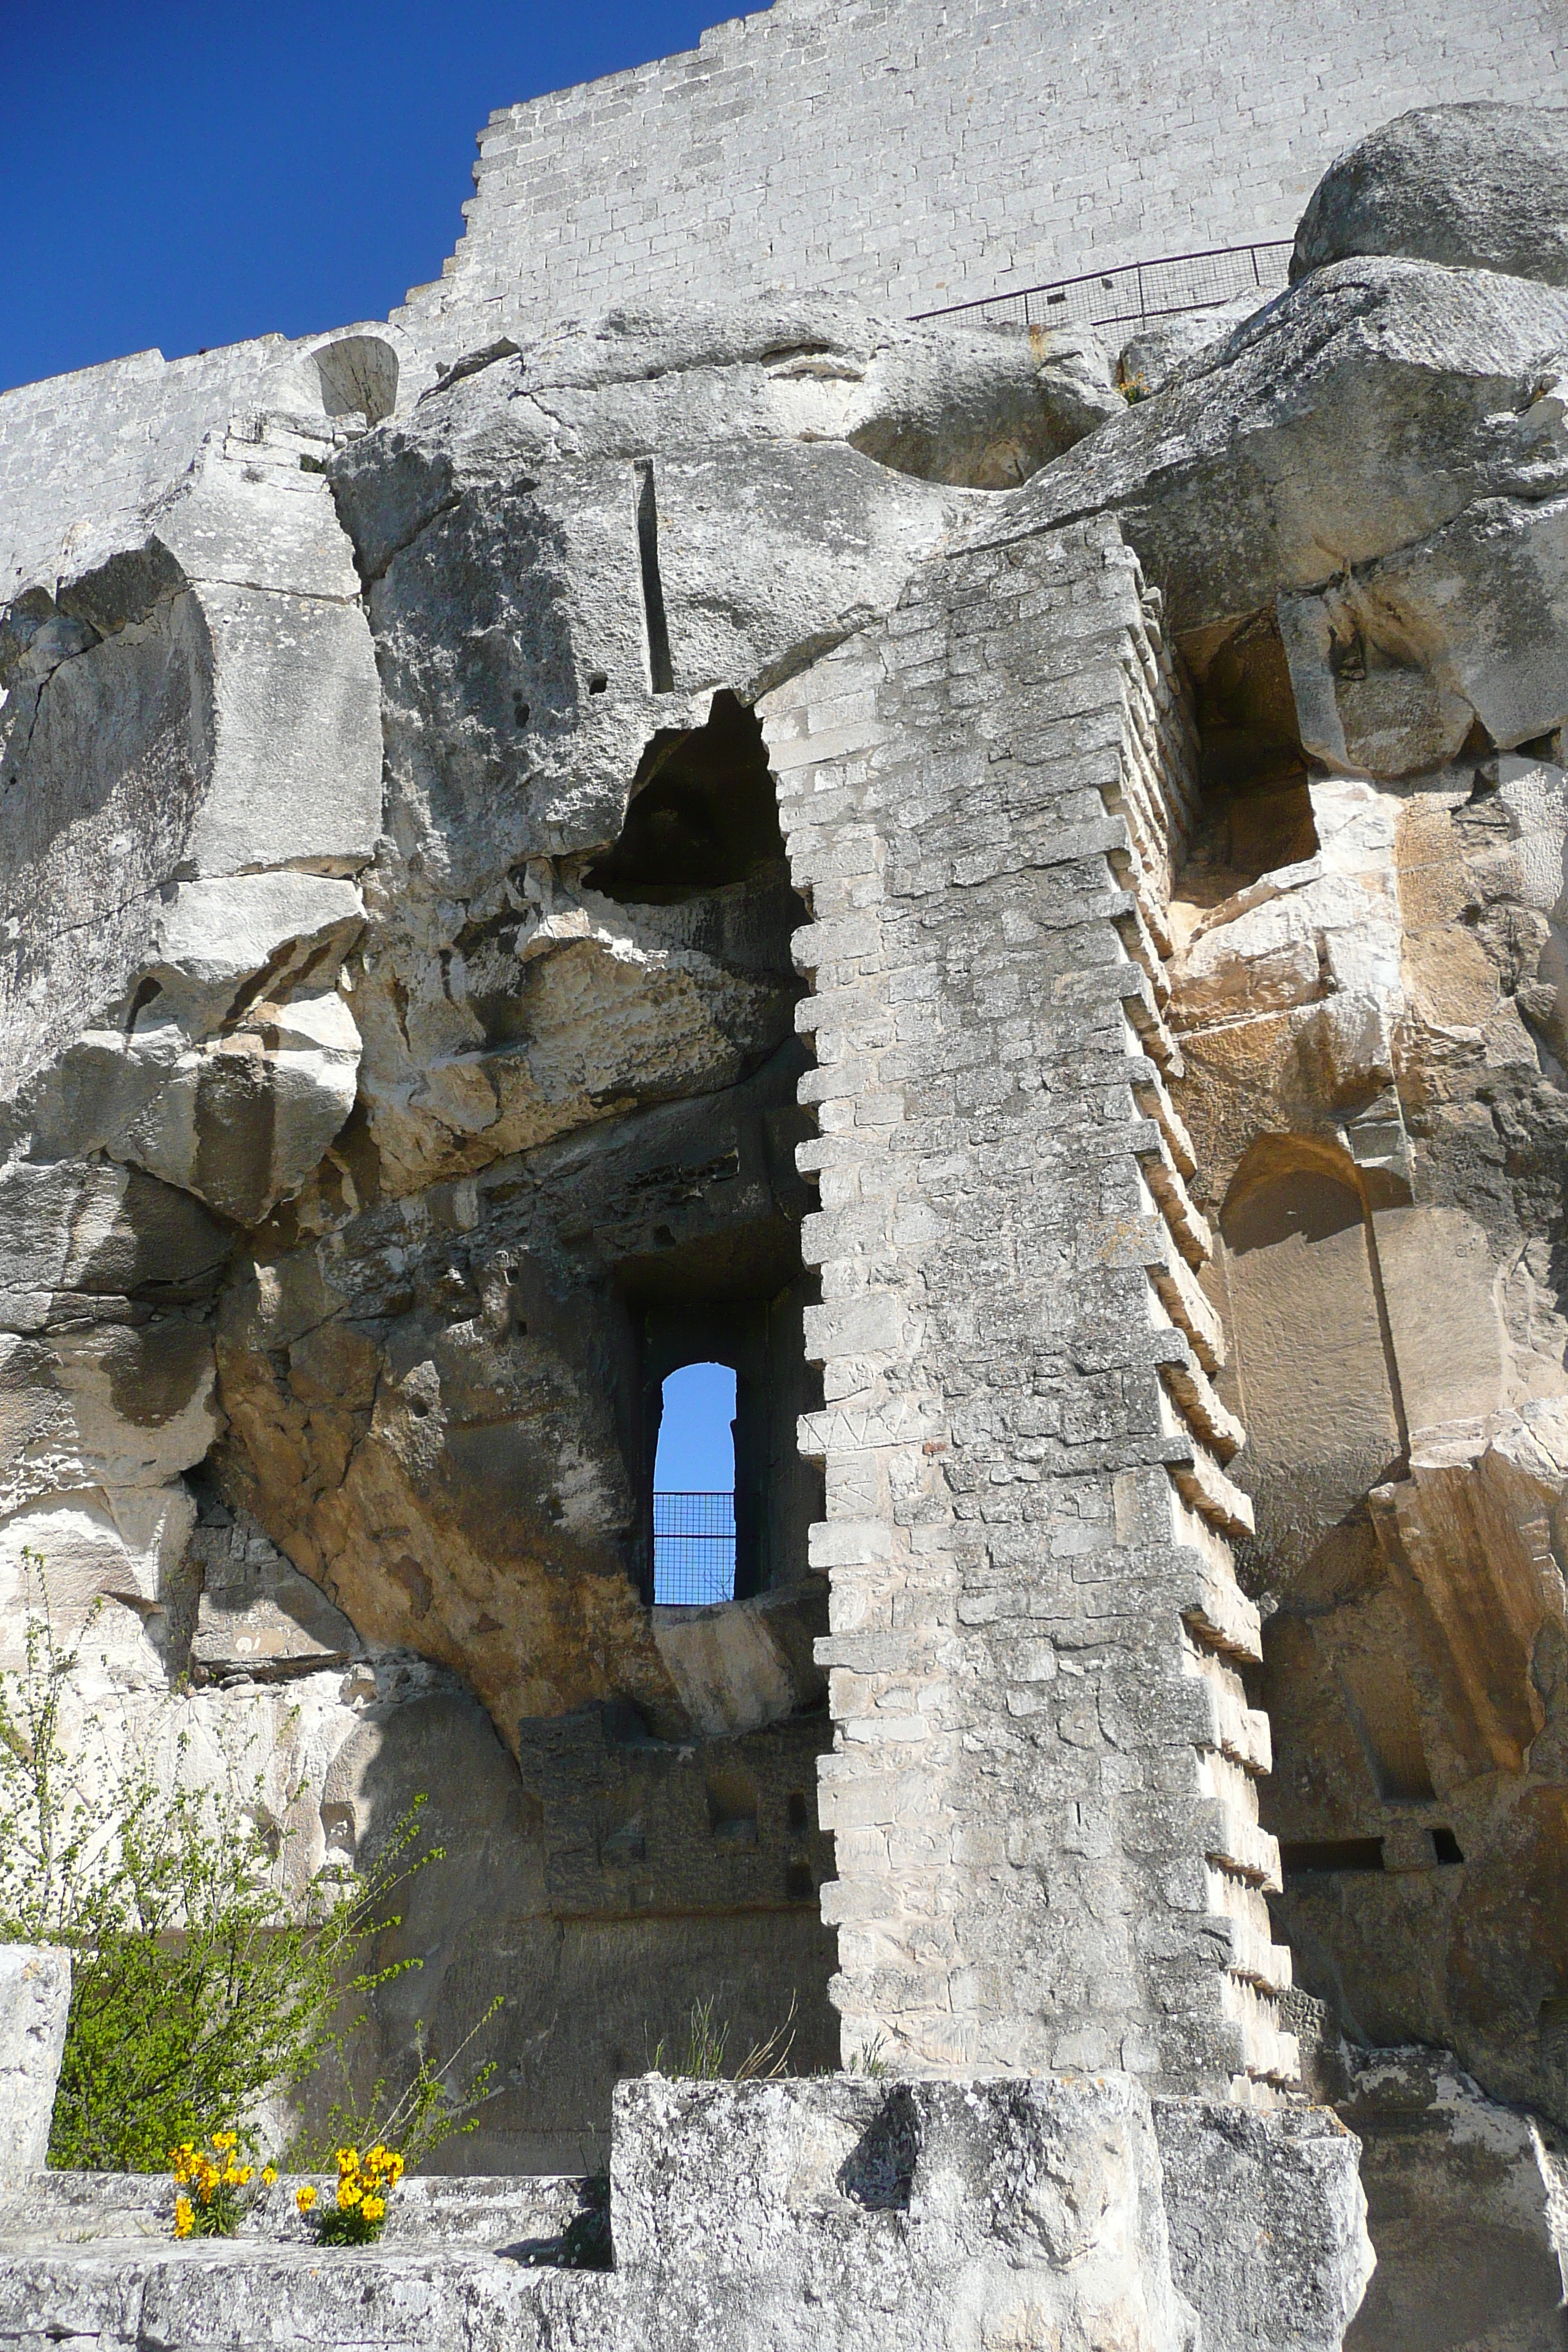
760, 513, 1294, 2098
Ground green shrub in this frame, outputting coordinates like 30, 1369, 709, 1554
0, 1555, 439, 2171
288, 1998, 505, 2174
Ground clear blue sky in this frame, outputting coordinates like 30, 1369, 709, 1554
655, 1365, 736, 1489
1, 1, 739, 393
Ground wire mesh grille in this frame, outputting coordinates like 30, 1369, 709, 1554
913, 239, 1293, 336
653, 1490, 737, 1606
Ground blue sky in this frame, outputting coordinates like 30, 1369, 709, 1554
655, 1364, 736, 1490
1, 1, 739, 393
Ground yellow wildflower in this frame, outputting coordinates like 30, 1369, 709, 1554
385, 2154, 404, 2183
360, 2194, 385, 2222
173, 2195, 194, 2239
295, 2184, 318, 2215
214, 2131, 238, 2151
335, 2146, 360, 2174
336, 2177, 363, 2209
262, 2166, 278, 2187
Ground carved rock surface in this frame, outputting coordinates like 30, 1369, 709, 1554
0, 2076, 1373, 2352
1153, 2099, 1372, 2352
1005, 250, 1568, 776
1336, 2048, 1568, 2351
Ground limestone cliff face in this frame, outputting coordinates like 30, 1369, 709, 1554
4, 102, 1568, 2189
0, 298, 1118, 2162
995, 119, 1568, 2128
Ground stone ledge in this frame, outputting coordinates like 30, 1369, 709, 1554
0, 2076, 1372, 2352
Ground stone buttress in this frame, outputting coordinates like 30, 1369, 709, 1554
760, 513, 1295, 2099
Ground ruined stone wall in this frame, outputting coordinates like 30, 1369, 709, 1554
758, 513, 1294, 2096
397, 0, 1557, 356
0, 328, 428, 608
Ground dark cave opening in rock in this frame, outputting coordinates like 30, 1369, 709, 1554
1175, 606, 1320, 921
586, 690, 786, 902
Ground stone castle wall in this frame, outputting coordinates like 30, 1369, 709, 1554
397, 0, 1557, 355
0, 325, 428, 607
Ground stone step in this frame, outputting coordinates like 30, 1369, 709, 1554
0, 2171, 588, 2255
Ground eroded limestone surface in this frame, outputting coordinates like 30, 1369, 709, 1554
0, 293, 1128, 2168
0, 2021, 1369, 2352
6, 88, 1568, 2350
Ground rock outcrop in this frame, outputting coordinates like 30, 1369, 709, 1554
1, 293, 1123, 2166
9, 86, 1568, 2337
1292, 103, 1568, 288
1337, 2047, 1568, 2351
966, 131, 1568, 2142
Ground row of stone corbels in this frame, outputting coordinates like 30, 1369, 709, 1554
984, 519, 1292, 2082
760, 607, 968, 2063
761, 516, 1295, 2087
1090, 540, 1299, 2089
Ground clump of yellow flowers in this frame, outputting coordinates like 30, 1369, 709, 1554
169, 2133, 278, 2239
298, 2143, 404, 2247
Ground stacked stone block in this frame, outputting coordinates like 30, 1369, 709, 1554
759, 512, 1294, 2097
396, 0, 1558, 355
0, 342, 293, 600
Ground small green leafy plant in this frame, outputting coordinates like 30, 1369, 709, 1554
848, 2034, 892, 2078
288, 1997, 505, 2175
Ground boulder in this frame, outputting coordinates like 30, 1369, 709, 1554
1, 438, 378, 1213
1153, 2100, 1373, 2352
1337, 2048, 1568, 2351
1117, 298, 1263, 400
994, 256, 1568, 769
996, 257, 1568, 638
1292, 103, 1568, 288
611, 2073, 1202, 2352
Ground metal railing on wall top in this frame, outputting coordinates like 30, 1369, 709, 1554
912, 238, 1293, 338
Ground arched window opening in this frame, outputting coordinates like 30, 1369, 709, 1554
653, 1361, 738, 1605
631, 1280, 821, 1610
